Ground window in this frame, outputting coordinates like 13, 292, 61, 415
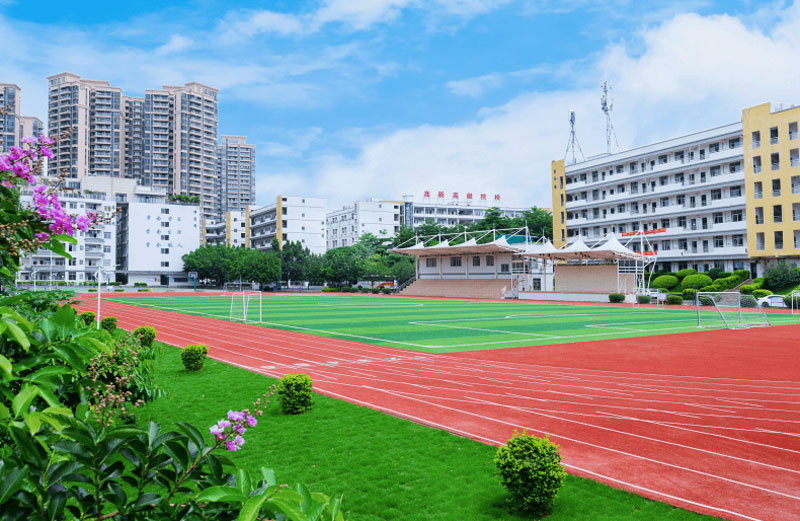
714, 236, 724, 248
661, 219, 670, 228
752, 131, 761, 148
753, 156, 762, 173
104, 232, 111, 239
161, 248, 169, 254
711, 189, 722, 201
472, 256, 480, 267
754, 181, 763, 199
710, 166, 721, 177
658, 155, 668, 164
731, 210, 743, 222
791, 148, 799, 167
160, 261, 170, 267
661, 241, 671, 251
773, 205, 783, 224
773, 178, 781, 197
486, 255, 494, 267
713, 212, 723, 224
772, 153, 780, 170
678, 216, 687, 228
775, 231, 784, 249
730, 185, 742, 197
426, 258, 436, 268
677, 194, 685, 205
450, 257, 462, 267
161, 234, 170, 240
728, 137, 741, 149
500, 264, 510, 273
732, 234, 744, 247
755, 207, 764, 225
709, 142, 720, 153
161, 222, 169, 227
660, 197, 669, 207
161, 208, 169, 215
770, 126, 779, 145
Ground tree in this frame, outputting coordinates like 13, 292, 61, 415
182, 245, 239, 284
514, 207, 553, 240
231, 248, 281, 287
323, 246, 364, 286
272, 239, 311, 283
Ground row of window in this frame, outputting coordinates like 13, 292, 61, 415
755, 231, 800, 250
751, 123, 798, 148
425, 256, 507, 270
753, 203, 800, 225
751, 150, 800, 172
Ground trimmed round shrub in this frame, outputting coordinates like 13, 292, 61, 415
88, 288, 97, 292
181, 344, 208, 371
371, 288, 380, 294
100, 316, 117, 333
651, 275, 678, 290
681, 274, 713, 290
699, 285, 715, 292
742, 295, 758, 308
752, 289, 773, 298
717, 276, 741, 290
666, 295, 683, 305
137, 288, 151, 292
380, 288, 391, 295
637, 294, 651, 304
682, 288, 697, 301
114, 287, 124, 292
133, 326, 157, 348
360, 288, 370, 293
608, 293, 625, 303
676, 268, 697, 280
732, 269, 750, 281
494, 431, 566, 515
321, 287, 340, 292
276, 373, 313, 414
740, 284, 756, 295
79, 311, 96, 325
134, 282, 147, 287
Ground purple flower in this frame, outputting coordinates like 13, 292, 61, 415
0, 156, 11, 171
39, 135, 54, 145
1, 179, 13, 189
21, 136, 37, 144
246, 415, 257, 427
218, 420, 231, 429
35, 232, 50, 242
40, 146, 53, 159
225, 440, 239, 452
234, 435, 245, 446
209, 425, 223, 435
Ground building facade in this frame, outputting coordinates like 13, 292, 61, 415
116, 201, 201, 285
217, 135, 256, 216
204, 209, 251, 248
1, 83, 44, 152
250, 196, 326, 255
551, 102, 800, 276
326, 198, 403, 249
47, 73, 220, 220
17, 189, 117, 284
401, 194, 530, 229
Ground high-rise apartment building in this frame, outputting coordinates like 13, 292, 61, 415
217, 135, 256, 215
551, 102, 800, 276
46, 73, 220, 220
1, 83, 44, 152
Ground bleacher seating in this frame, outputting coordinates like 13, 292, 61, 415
400, 278, 510, 299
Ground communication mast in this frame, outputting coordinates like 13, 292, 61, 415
600, 81, 620, 154
564, 111, 585, 165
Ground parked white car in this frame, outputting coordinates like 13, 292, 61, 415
757, 295, 787, 308
641, 289, 669, 302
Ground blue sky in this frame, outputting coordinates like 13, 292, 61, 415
3, 0, 799, 209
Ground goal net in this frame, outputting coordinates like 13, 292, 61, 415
696, 291, 770, 329
790, 290, 800, 315
229, 291, 262, 324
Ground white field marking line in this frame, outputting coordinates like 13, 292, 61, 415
105, 300, 434, 359
101, 303, 409, 367
414, 391, 800, 476
312, 387, 766, 521
610, 381, 800, 401
353, 385, 800, 501
406, 320, 561, 339
316, 303, 426, 308
112, 297, 706, 349
593, 411, 800, 456
431, 356, 800, 387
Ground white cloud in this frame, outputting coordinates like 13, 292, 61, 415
290, 2, 800, 209
155, 34, 194, 55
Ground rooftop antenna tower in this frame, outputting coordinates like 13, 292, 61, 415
564, 111, 585, 165
600, 81, 620, 154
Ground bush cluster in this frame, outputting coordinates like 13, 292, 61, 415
608, 293, 625, 303
666, 295, 683, 305
181, 344, 209, 371
276, 373, 314, 414
637, 294, 651, 304
134, 282, 148, 287
752, 289, 773, 298
321, 287, 340, 292
138, 288, 152, 292
494, 432, 566, 515
651, 275, 678, 290
133, 326, 157, 348
681, 274, 713, 290
100, 316, 117, 333
764, 261, 800, 291
79, 310, 96, 325
676, 268, 697, 279
682, 288, 697, 301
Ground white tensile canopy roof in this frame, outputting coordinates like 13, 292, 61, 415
589, 234, 645, 260
520, 235, 645, 261
392, 236, 523, 256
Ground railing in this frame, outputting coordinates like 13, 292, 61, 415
394, 276, 417, 293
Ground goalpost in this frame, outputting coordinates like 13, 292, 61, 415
229, 291, 262, 324
696, 291, 770, 329
791, 290, 800, 315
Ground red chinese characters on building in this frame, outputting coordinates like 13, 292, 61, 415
423, 190, 430, 198
494, 194, 501, 201
438, 191, 445, 199
480, 193, 487, 201
452, 192, 459, 199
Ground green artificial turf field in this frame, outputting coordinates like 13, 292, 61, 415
107, 293, 800, 353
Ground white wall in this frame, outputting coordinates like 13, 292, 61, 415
125, 202, 201, 275
282, 196, 326, 254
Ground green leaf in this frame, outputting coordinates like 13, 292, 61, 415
236, 494, 271, 521
0, 353, 11, 378
176, 421, 206, 451
0, 465, 28, 503
0, 403, 9, 420
12, 384, 39, 418
268, 495, 310, 521
25, 365, 72, 384
4, 320, 30, 350
195, 485, 247, 504
260, 467, 277, 487
236, 468, 252, 496
24, 412, 42, 435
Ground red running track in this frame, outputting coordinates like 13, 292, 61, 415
79, 297, 800, 521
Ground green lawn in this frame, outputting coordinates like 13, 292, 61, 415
137, 344, 719, 521
109, 294, 800, 353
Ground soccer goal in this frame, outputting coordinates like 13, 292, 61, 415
229, 291, 262, 324
696, 291, 770, 329
788, 290, 800, 315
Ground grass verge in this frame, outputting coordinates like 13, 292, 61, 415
137, 343, 719, 521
